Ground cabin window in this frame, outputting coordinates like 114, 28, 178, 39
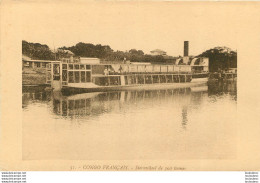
68, 71, 74, 83
42, 63, 46, 68
86, 72, 91, 82
62, 70, 68, 82
110, 77, 120, 85
36, 62, 41, 67
145, 75, 152, 84
186, 75, 192, 82
124, 76, 128, 85
160, 75, 166, 83
167, 75, 173, 83
75, 65, 80, 70
86, 65, 91, 70
152, 75, 159, 83
62, 64, 67, 69
127, 76, 132, 85
80, 65, 85, 70
137, 75, 144, 84
53, 64, 60, 80
131, 76, 136, 84
74, 71, 80, 83
53, 64, 60, 74
173, 75, 179, 82
69, 64, 73, 70
180, 75, 185, 83
81, 71, 86, 82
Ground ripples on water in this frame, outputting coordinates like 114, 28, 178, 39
22, 81, 237, 160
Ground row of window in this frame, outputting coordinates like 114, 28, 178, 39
63, 71, 92, 83
93, 74, 192, 86
124, 75, 192, 85
62, 64, 91, 70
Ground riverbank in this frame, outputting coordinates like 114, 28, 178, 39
22, 68, 46, 85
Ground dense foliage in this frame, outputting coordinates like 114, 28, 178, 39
197, 47, 237, 72
60, 42, 167, 63
22, 40, 55, 60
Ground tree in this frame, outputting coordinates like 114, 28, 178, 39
22, 40, 55, 60
61, 42, 114, 59
198, 47, 237, 72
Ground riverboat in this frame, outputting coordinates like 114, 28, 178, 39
46, 41, 209, 92
46, 57, 209, 93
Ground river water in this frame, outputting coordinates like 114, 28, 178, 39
22, 81, 237, 160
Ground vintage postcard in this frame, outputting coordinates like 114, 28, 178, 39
0, 1, 260, 171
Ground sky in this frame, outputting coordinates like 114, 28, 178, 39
19, 2, 241, 56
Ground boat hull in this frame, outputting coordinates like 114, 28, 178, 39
61, 79, 208, 94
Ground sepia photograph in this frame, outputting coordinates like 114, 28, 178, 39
22, 40, 237, 161
1, 1, 260, 172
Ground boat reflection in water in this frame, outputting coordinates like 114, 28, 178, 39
23, 85, 209, 127
52, 86, 207, 127
22, 81, 236, 126
22, 81, 237, 160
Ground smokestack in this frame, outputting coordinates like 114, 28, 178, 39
184, 41, 189, 56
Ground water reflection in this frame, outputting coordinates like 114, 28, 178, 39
23, 84, 221, 129
22, 87, 52, 108
22, 81, 237, 160
22, 82, 237, 124
182, 107, 188, 130
208, 80, 237, 98
53, 89, 195, 117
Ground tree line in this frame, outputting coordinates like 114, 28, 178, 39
22, 40, 237, 72
22, 40, 167, 63
59, 42, 168, 63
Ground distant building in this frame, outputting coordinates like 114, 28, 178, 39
150, 49, 167, 56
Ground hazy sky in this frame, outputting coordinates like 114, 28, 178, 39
20, 2, 241, 56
